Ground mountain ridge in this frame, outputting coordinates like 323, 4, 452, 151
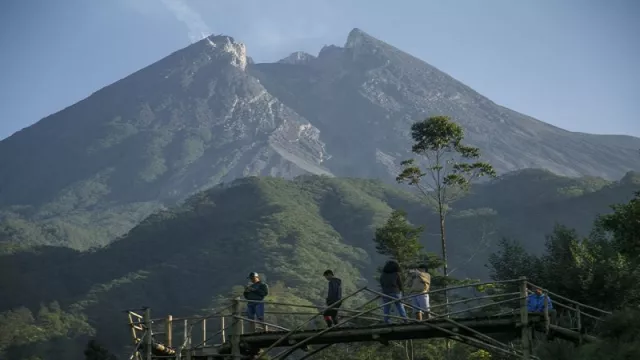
253, 28, 640, 180
0, 28, 638, 250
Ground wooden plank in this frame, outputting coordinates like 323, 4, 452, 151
129, 311, 144, 319
238, 319, 523, 348
193, 314, 544, 356
548, 324, 597, 343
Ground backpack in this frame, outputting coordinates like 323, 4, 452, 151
409, 271, 431, 293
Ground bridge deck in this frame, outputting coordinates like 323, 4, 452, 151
244, 314, 532, 346
130, 279, 608, 359
195, 313, 583, 357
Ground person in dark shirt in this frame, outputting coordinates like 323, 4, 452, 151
243, 272, 269, 332
379, 260, 408, 324
322, 269, 342, 327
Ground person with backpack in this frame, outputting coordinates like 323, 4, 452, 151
379, 260, 408, 324
407, 264, 431, 320
322, 269, 342, 327
243, 272, 269, 332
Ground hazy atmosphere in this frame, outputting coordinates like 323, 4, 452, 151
1, 0, 639, 140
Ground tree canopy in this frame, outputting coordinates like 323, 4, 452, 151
488, 192, 640, 359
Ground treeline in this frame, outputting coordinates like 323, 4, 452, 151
489, 190, 640, 359
0, 303, 94, 359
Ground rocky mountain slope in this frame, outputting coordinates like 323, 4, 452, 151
1, 28, 638, 250
0, 35, 332, 249
250, 28, 640, 180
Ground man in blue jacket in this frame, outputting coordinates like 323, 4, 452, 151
323, 269, 342, 327
527, 286, 557, 323
527, 286, 553, 312
243, 272, 269, 332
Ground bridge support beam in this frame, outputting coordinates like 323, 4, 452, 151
144, 308, 152, 360
576, 305, 583, 345
231, 298, 242, 359
166, 315, 173, 348
519, 277, 531, 359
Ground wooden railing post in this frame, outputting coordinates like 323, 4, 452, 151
184, 319, 191, 360
144, 308, 152, 360
221, 316, 226, 343
231, 298, 242, 358
543, 293, 550, 335
576, 305, 583, 344
519, 277, 531, 359
183, 319, 188, 347
166, 315, 173, 348
202, 319, 207, 347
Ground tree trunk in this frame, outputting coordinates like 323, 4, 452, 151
439, 200, 452, 359
439, 206, 448, 310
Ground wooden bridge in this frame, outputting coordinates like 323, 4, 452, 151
125, 277, 610, 360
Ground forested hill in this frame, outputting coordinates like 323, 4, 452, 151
0, 171, 638, 359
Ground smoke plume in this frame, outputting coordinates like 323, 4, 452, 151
160, 0, 212, 43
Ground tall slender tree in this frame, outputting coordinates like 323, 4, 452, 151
373, 209, 445, 360
396, 116, 496, 306
373, 209, 425, 268
373, 209, 445, 280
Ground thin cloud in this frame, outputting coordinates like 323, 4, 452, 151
159, 0, 212, 43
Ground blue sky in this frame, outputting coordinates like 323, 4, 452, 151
1, 0, 638, 140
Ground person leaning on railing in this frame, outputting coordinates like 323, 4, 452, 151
527, 286, 556, 324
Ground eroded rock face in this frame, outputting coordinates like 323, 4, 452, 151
277, 51, 316, 65
0, 34, 331, 213
251, 28, 640, 181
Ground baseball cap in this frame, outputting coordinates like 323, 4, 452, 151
248, 272, 259, 279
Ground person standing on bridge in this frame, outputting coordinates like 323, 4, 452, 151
379, 260, 408, 324
527, 286, 556, 323
243, 272, 269, 332
407, 264, 431, 321
322, 269, 343, 328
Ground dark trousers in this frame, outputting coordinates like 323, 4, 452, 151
532, 309, 558, 340
547, 309, 557, 324
323, 302, 341, 327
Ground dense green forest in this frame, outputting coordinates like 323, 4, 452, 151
0, 170, 638, 359
487, 189, 640, 360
